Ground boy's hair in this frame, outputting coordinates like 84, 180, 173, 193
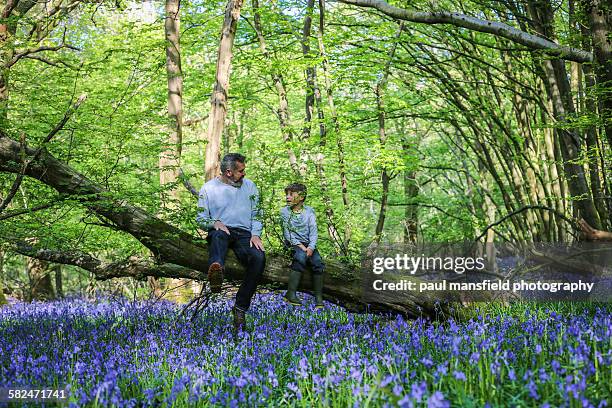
285, 183, 307, 200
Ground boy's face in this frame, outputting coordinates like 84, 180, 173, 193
285, 191, 304, 207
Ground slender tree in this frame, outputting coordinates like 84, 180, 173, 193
204, 0, 243, 181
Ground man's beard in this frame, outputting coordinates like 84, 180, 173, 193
228, 177, 243, 187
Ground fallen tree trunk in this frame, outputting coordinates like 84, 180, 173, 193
0, 133, 441, 317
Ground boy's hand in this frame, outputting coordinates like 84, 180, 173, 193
213, 221, 230, 235
306, 247, 314, 257
297, 244, 308, 253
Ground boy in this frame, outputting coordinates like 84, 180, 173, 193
280, 183, 325, 308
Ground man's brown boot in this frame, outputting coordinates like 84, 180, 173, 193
207, 262, 224, 293
232, 306, 246, 332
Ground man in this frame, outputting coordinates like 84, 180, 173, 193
196, 153, 265, 331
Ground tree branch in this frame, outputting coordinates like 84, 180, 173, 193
183, 114, 208, 127
12, 243, 203, 281
178, 168, 198, 197
21, 55, 78, 69
335, 0, 592, 63
474, 205, 578, 243
0, 200, 58, 221
7, 43, 80, 68
578, 218, 612, 241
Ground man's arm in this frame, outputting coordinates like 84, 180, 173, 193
250, 184, 264, 237
196, 187, 215, 230
250, 183, 265, 250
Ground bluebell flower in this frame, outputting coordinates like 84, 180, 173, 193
427, 391, 449, 408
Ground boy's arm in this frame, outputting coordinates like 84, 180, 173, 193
196, 187, 215, 230
280, 209, 301, 246
307, 208, 318, 250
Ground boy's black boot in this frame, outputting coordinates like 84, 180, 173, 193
283, 269, 303, 306
312, 274, 324, 309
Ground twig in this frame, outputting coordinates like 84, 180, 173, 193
183, 114, 209, 126
7, 44, 81, 68
473, 205, 577, 244
0, 200, 59, 221
178, 168, 198, 197
0, 94, 86, 213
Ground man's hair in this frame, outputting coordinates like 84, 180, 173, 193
220, 153, 246, 173
285, 183, 307, 200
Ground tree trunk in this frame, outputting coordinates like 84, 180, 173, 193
374, 23, 404, 242
252, 0, 300, 175
0, 250, 6, 305
400, 129, 418, 244
0, 0, 39, 126
583, 0, 612, 148
160, 0, 183, 205
527, 0, 602, 229
0, 133, 442, 317
54, 264, 63, 298
374, 82, 390, 242
298, 0, 316, 177
27, 257, 55, 301
161, 0, 195, 299
204, 0, 243, 181
317, 0, 351, 246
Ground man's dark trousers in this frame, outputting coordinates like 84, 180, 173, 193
207, 227, 266, 311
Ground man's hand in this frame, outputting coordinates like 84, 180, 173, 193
306, 247, 314, 257
297, 243, 308, 253
250, 235, 265, 251
213, 220, 230, 235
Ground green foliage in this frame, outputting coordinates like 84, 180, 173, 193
1, 0, 610, 294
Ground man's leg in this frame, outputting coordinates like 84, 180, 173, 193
231, 231, 266, 313
284, 247, 307, 305
309, 249, 325, 308
207, 229, 230, 293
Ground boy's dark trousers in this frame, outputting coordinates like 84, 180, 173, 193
207, 227, 266, 312
290, 244, 324, 275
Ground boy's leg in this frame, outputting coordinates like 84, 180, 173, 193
308, 248, 325, 274
284, 247, 307, 305
231, 229, 266, 314
309, 249, 325, 308
207, 229, 230, 293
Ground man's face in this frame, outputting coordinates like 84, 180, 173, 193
225, 161, 246, 183
285, 191, 304, 207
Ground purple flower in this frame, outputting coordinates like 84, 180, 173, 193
427, 391, 450, 408
411, 381, 427, 402
398, 394, 414, 408
528, 380, 539, 400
